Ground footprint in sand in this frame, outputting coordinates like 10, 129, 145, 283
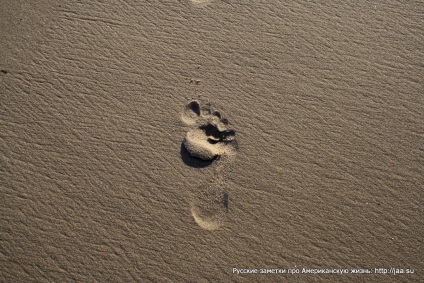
182, 100, 237, 161
190, 0, 212, 7
181, 100, 237, 230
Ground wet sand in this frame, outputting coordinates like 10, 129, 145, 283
1, 1, 423, 282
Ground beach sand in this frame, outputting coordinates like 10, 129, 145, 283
1, 1, 423, 282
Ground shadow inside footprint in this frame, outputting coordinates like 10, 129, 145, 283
180, 143, 216, 168
223, 191, 229, 212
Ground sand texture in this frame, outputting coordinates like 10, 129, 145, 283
1, 0, 423, 282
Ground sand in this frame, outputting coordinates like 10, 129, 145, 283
1, 0, 423, 282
